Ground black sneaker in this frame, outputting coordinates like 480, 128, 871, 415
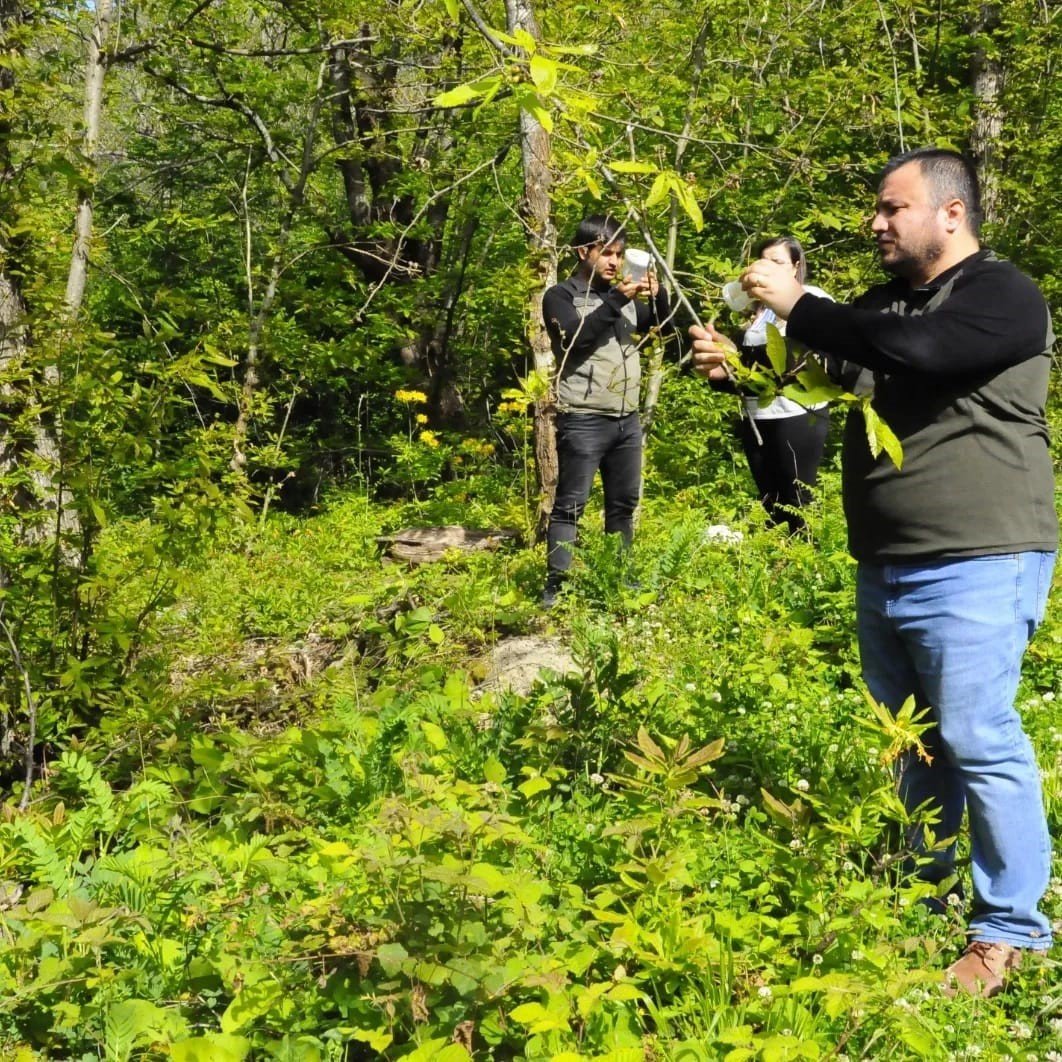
540, 580, 563, 609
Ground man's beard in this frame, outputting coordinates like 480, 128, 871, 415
880, 234, 945, 280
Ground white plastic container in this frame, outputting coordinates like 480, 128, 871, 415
722, 279, 752, 312
623, 248, 651, 283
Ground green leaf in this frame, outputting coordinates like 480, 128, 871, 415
25, 887, 54, 913
376, 942, 408, 976
636, 727, 665, 762
674, 180, 704, 231
404, 1042, 469, 1062
171, 1035, 251, 1062
764, 323, 788, 377
529, 54, 557, 94
781, 383, 840, 407
610, 160, 659, 174
105, 1000, 178, 1062
512, 27, 537, 53
421, 721, 448, 750
433, 82, 484, 108
683, 738, 725, 770
349, 1029, 393, 1052
894, 1012, 940, 1057
862, 400, 904, 469
510, 1002, 547, 1024
427, 623, 445, 645
518, 776, 551, 798
220, 980, 283, 1034
578, 168, 603, 198
760, 787, 795, 825
443, 0, 459, 19
645, 172, 672, 209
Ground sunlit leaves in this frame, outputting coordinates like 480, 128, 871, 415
862, 399, 904, 469
529, 54, 558, 94
764, 322, 788, 377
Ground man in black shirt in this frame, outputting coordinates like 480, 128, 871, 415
691, 148, 1056, 997
540, 215, 670, 606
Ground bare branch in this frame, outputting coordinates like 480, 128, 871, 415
354, 144, 512, 319
142, 63, 297, 191
187, 34, 376, 59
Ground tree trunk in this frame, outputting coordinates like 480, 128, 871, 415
969, 3, 1003, 225
505, 0, 557, 541
0, 0, 73, 547
232, 59, 328, 473
65, 0, 114, 315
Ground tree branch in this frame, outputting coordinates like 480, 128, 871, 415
460, 0, 513, 56
0, 603, 38, 811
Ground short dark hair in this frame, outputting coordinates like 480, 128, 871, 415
880, 147, 982, 236
572, 214, 625, 252
756, 235, 807, 283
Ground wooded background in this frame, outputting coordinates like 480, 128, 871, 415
1, 0, 1059, 725
3, 3, 1062, 1057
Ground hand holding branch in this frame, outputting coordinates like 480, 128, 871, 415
740, 257, 804, 319
688, 322, 739, 381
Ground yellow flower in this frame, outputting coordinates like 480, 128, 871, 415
419, 430, 440, 448
415, 413, 428, 425
395, 389, 427, 404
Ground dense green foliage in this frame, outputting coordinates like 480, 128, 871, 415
2, 0, 1062, 1057
2, 432, 1062, 1058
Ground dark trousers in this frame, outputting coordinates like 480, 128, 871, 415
546, 412, 642, 582
739, 410, 828, 533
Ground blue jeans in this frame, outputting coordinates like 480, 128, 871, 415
856, 552, 1055, 949
546, 412, 642, 581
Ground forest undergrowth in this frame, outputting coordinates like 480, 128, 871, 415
2, 401, 1062, 1062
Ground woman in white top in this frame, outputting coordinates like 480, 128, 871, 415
736, 236, 832, 533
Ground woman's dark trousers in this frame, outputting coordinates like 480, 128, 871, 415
739, 410, 828, 533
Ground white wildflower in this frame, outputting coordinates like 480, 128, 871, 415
795, 779, 810, 792
757, 986, 773, 999
703, 524, 744, 546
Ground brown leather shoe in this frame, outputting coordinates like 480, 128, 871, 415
942, 941, 1022, 998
